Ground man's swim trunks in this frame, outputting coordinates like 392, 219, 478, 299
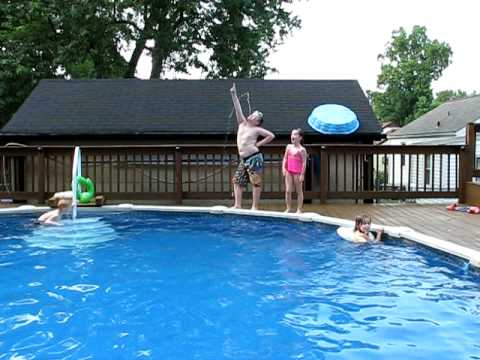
232, 152, 264, 187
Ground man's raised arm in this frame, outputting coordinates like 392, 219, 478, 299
230, 83, 246, 124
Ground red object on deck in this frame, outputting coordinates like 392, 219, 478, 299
446, 203, 458, 211
468, 206, 480, 214
446, 203, 480, 214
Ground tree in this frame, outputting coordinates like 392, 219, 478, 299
368, 26, 452, 125
122, 1, 206, 79
203, 0, 300, 78
431, 89, 478, 108
0, 0, 133, 126
56, 1, 131, 78
124, 0, 300, 79
0, 0, 301, 127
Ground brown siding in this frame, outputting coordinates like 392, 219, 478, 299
465, 182, 480, 205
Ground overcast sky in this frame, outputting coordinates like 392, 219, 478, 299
136, 0, 479, 95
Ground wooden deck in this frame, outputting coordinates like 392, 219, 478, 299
263, 203, 480, 252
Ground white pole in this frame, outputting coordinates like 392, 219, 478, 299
71, 146, 81, 220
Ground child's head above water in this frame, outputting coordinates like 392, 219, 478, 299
354, 214, 372, 233
361, 214, 371, 225
57, 198, 72, 210
361, 215, 371, 232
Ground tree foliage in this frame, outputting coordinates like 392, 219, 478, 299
0, 0, 301, 126
367, 26, 452, 125
203, 1, 300, 78
431, 89, 477, 108
0, 0, 132, 125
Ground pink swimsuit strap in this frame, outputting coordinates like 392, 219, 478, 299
287, 146, 303, 158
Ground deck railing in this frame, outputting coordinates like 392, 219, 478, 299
1, 142, 470, 204
318, 145, 461, 201
472, 123, 480, 179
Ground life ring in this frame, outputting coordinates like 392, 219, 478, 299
337, 227, 360, 242
76, 176, 95, 204
337, 227, 374, 243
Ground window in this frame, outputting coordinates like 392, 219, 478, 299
425, 155, 432, 186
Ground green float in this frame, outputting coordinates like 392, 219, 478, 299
76, 176, 95, 204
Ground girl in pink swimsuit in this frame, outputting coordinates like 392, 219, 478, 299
282, 128, 307, 213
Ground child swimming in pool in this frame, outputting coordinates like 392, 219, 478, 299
37, 198, 71, 226
353, 215, 383, 243
282, 128, 307, 213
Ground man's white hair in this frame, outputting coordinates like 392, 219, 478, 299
254, 111, 263, 119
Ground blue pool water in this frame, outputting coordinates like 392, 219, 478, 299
0, 211, 479, 359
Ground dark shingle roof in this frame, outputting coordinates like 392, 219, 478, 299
1, 79, 381, 136
390, 95, 480, 138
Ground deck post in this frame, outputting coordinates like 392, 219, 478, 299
363, 154, 374, 204
459, 123, 475, 203
175, 147, 183, 204
474, 124, 480, 178
37, 147, 46, 204
320, 146, 327, 204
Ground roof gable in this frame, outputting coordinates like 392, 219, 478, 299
1, 79, 381, 137
390, 95, 480, 138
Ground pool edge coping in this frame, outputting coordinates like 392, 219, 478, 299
2, 204, 479, 268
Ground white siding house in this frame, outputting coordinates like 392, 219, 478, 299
382, 95, 480, 191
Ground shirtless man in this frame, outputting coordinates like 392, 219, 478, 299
230, 83, 275, 210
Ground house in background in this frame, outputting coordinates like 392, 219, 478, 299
381, 121, 401, 138
382, 95, 480, 191
0, 79, 382, 198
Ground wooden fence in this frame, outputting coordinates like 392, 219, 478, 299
1, 134, 476, 204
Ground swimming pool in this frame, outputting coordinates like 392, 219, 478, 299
1, 210, 479, 359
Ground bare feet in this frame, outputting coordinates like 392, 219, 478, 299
230, 205, 242, 209
296, 209, 303, 214
251, 206, 259, 211
284, 208, 292, 213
